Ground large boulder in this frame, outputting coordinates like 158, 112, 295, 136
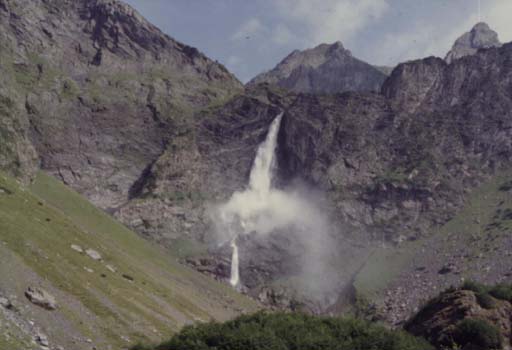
25, 286, 57, 310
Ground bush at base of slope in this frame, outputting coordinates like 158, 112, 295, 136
406, 282, 512, 350
134, 311, 434, 350
453, 318, 502, 350
461, 281, 512, 304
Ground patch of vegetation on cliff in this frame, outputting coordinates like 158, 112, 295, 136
453, 318, 502, 350
135, 312, 433, 350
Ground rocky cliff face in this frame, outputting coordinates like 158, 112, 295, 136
274, 41, 512, 241
114, 40, 512, 311
166, 41, 512, 311
248, 42, 387, 94
445, 22, 501, 63
0, 0, 241, 209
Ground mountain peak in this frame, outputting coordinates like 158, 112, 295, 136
445, 22, 501, 63
472, 21, 492, 30
247, 41, 385, 94
312, 41, 351, 58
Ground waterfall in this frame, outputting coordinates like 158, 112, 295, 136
220, 113, 283, 288
215, 112, 336, 304
229, 237, 240, 287
248, 113, 283, 195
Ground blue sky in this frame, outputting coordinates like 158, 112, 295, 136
124, 0, 512, 83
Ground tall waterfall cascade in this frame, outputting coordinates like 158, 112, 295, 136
218, 113, 283, 288
229, 237, 240, 287
215, 111, 335, 303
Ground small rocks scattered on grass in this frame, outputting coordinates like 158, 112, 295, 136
85, 249, 102, 261
35, 330, 49, 348
122, 274, 134, 282
70, 244, 83, 253
0, 295, 13, 309
84, 267, 94, 273
106, 264, 117, 273
25, 287, 57, 310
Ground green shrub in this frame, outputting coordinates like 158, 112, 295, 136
489, 284, 512, 302
461, 281, 490, 295
476, 293, 496, 309
142, 312, 434, 350
453, 318, 502, 350
460, 281, 512, 304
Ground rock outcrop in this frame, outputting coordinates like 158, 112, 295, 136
0, 0, 241, 209
25, 287, 57, 310
248, 42, 387, 94
445, 22, 501, 63
406, 288, 512, 349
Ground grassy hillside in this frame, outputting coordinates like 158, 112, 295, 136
0, 172, 258, 350
352, 171, 512, 321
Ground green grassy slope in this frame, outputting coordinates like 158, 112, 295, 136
354, 171, 512, 300
0, 172, 258, 349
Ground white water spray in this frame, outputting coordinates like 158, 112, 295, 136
220, 113, 283, 287
215, 112, 336, 300
230, 237, 240, 287
248, 113, 283, 195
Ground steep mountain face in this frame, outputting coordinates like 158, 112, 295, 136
114, 87, 291, 245
285, 42, 512, 240
248, 42, 387, 94
0, 0, 241, 210
155, 41, 512, 312
445, 22, 501, 63
279, 43, 512, 317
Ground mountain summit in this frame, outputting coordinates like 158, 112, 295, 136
247, 42, 387, 94
445, 22, 501, 63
